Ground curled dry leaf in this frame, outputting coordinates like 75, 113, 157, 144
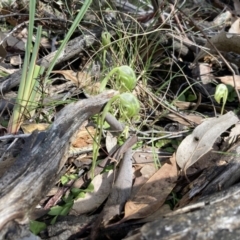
70, 171, 114, 215
71, 125, 96, 148
21, 123, 49, 134
176, 111, 239, 171
52, 70, 91, 87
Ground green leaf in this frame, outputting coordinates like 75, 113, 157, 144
226, 84, 236, 102
50, 215, 58, 225
69, 174, 78, 180
155, 139, 170, 148
178, 94, 185, 101
62, 195, 73, 203
164, 147, 175, 153
77, 192, 86, 199
30, 220, 46, 235
187, 94, 197, 102
85, 182, 94, 192
60, 202, 73, 216
61, 175, 69, 185
48, 206, 64, 216
71, 187, 82, 197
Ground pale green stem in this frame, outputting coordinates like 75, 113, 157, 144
99, 68, 118, 92
91, 95, 120, 178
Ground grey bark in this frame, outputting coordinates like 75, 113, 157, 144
0, 92, 114, 238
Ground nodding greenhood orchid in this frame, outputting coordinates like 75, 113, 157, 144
100, 65, 137, 92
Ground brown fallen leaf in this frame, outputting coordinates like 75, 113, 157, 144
21, 123, 49, 134
198, 63, 214, 85
52, 70, 91, 87
52, 70, 100, 95
132, 146, 169, 164
131, 164, 157, 197
120, 154, 178, 222
227, 122, 240, 145
72, 125, 96, 148
166, 112, 203, 126
52, 70, 78, 83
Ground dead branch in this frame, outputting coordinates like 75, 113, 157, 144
0, 91, 115, 238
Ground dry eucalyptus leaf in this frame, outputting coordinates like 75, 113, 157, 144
6, 35, 25, 51
166, 113, 203, 126
97, 149, 133, 226
229, 123, 240, 138
21, 123, 49, 134
140, 164, 157, 179
198, 63, 214, 84
10, 55, 22, 66
217, 75, 240, 89
106, 131, 117, 153
52, 70, 79, 84
71, 125, 95, 148
176, 111, 239, 170
228, 18, 240, 34
52, 70, 91, 86
121, 155, 177, 221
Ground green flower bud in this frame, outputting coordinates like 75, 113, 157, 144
100, 65, 137, 93
101, 31, 112, 47
214, 83, 228, 115
119, 92, 140, 118
116, 65, 137, 92
214, 84, 228, 104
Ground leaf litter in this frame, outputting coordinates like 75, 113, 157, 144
2, 0, 240, 239
120, 154, 178, 222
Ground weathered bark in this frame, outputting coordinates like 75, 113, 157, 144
0, 91, 115, 238
132, 183, 240, 240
